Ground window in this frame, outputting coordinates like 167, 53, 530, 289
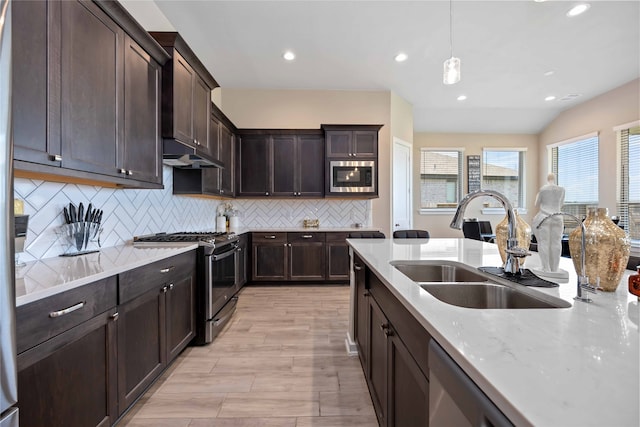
618, 125, 640, 244
420, 149, 463, 210
550, 133, 599, 223
481, 149, 525, 208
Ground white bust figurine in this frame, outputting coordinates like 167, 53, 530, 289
532, 173, 568, 279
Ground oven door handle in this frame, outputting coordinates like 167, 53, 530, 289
212, 245, 238, 261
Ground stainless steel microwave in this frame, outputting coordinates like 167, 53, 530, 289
329, 160, 376, 193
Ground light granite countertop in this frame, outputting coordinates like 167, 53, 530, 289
347, 237, 638, 427
15, 243, 198, 307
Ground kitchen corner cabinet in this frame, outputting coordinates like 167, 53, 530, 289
353, 261, 431, 427
236, 130, 324, 198
149, 32, 217, 159
12, 0, 168, 188
172, 108, 236, 198
116, 250, 196, 414
16, 277, 119, 427
323, 125, 380, 159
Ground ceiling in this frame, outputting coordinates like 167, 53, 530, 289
122, 0, 640, 134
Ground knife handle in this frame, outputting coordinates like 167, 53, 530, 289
63, 207, 71, 224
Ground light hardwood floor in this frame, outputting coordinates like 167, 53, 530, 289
119, 285, 378, 427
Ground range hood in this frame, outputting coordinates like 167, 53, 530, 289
162, 139, 224, 169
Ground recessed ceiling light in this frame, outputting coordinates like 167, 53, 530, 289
394, 52, 408, 62
533, 0, 547, 3
545, 95, 556, 101
283, 51, 296, 61
567, 3, 590, 17
457, 95, 467, 101
544, 70, 554, 77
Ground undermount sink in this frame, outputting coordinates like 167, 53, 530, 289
391, 260, 571, 309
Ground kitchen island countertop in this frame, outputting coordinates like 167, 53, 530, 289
348, 237, 638, 427
15, 243, 198, 307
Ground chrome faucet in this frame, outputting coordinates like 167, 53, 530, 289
451, 190, 530, 274
537, 212, 597, 303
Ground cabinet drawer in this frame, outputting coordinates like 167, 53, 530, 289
119, 250, 196, 304
252, 232, 287, 243
17, 276, 117, 354
289, 232, 326, 243
325, 232, 349, 242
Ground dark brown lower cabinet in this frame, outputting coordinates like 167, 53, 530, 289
326, 232, 350, 281
289, 232, 325, 281
117, 286, 166, 414
17, 309, 118, 427
253, 233, 288, 281
117, 252, 196, 414
355, 261, 431, 427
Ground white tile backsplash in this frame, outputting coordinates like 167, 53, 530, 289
15, 166, 370, 261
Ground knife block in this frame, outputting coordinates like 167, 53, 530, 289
59, 222, 102, 257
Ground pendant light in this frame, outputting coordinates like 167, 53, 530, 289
443, 0, 461, 85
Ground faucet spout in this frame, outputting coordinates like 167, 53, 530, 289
451, 190, 526, 274
537, 212, 596, 302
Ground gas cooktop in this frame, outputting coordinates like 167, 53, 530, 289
133, 231, 238, 247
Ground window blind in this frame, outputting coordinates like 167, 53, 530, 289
618, 127, 640, 241
551, 135, 599, 219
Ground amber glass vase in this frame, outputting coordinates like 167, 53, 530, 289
496, 212, 532, 267
568, 207, 630, 292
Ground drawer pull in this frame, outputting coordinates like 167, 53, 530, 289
169, 283, 174, 290
354, 263, 362, 271
264, 235, 276, 239
49, 301, 85, 318
111, 312, 119, 321
50, 154, 62, 162
160, 266, 175, 273
302, 235, 313, 239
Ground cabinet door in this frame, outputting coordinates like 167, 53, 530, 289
289, 242, 326, 281
58, 0, 123, 176
117, 286, 166, 414
17, 310, 118, 427
297, 135, 324, 197
123, 35, 162, 184
353, 131, 378, 158
193, 76, 210, 152
272, 135, 297, 196
368, 297, 388, 426
237, 234, 249, 288
354, 256, 369, 369
220, 125, 235, 196
253, 240, 287, 281
326, 233, 349, 281
203, 116, 222, 194
166, 271, 196, 362
238, 134, 271, 196
326, 130, 352, 158
387, 333, 429, 427
12, 0, 58, 166
172, 51, 195, 144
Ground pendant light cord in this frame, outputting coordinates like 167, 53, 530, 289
449, 0, 454, 58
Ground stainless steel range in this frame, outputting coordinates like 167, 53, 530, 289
134, 231, 240, 344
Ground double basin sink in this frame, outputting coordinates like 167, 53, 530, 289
391, 261, 571, 309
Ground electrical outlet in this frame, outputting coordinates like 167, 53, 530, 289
14, 199, 24, 215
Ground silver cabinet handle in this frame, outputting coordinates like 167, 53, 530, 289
49, 301, 85, 318
161, 285, 168, 293
168, 283, 174, 290
302, 235, 313, 239
265, 235, 276, 239
110, 312, 119, 321
221, 189, 225, 194
119, 168, 127, 174
237, 247, 243, 252
160, 266, 174, 273
354, 264, 362, 271
265, 192, 270, 196
127, 170, 133, 176
288, 243, 292, 247
50, 154, 62, 161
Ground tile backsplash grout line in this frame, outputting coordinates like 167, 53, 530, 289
15, 166, 370, 262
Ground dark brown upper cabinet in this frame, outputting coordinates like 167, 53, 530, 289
323, 125, 380, 159
12, 0, 169, 188
236, 130, 324, 198
172, 103, 236, 198
149, 32, 218, 162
